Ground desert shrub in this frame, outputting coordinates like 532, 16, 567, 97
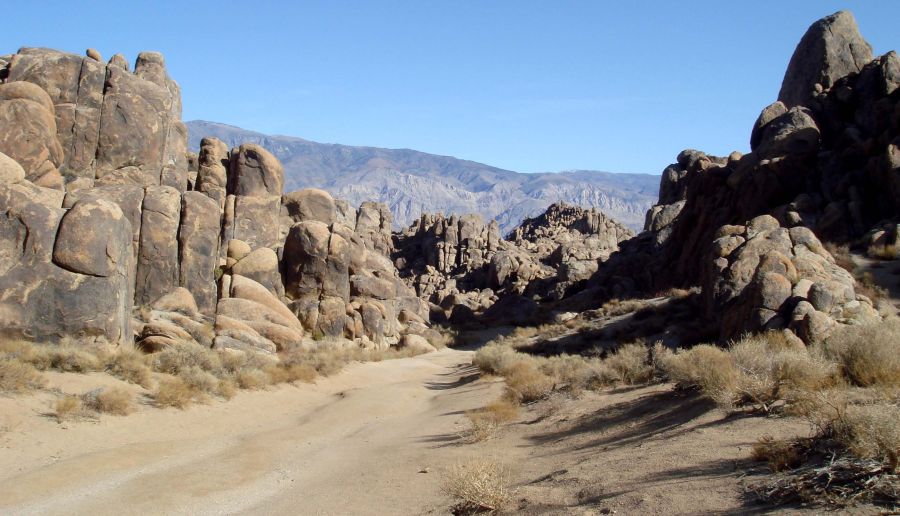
281, 347, 351, 377
752, 435, 806, 472
152, 342, 222, 376
511, 326, 538, 339
869, 244, 898, 261
661, 333, 836, 411
824, 319, 900, 387
465, 399, 519, 441
426, 329, 455, 349
729, 333, 836, 410
855, 271, 888, 302
503, 361, 553, 403
105, 348, 152, 388
472, 342, 523, 375
825, 242, 855, 273
600, 298, 647, 317
0, 355, 46, 392
41, 345, 103, 373
54, 395, 84, 422
442, 459, 512, 513
154, 377, 196, 409
176, 366, 220, 396
266, 363, 317, 384
81, 387, 134, 416
236, 368, 270, 390
836, 404, 900, 472
660, 344, 740, 406
605, 342, 653, 385
217, 378, 238, 399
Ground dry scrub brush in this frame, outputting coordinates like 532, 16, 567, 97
658, 332, 837, 411
465, 398, 519, 441
442, 459, 512, 513
81, 387, 135, 416
473, 339, 658, 403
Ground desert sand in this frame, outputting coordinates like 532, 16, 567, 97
0, 348, 816, 515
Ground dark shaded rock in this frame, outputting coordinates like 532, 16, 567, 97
779, 10, 873, 108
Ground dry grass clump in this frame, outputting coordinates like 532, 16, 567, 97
605, 342, 653, 385
236, 368, 270, 390
442, 459, 512, 513
823, 319, 900, 388
503, 361, 554, 403
264, 363, 317, 384
426, 329, 455, 349
1, 340, 153, 388
105, 349, 152, 388
154, 377, 196, 409
599, 298, 648, 318
465, 399, 519, 441
659, 344, 740, 406
0, 355, 46, 393
475, 339, 660, 402
54, 395, 84, 423
752, 435, 806, 472
473, 342, 524, 376
855, 271, 888, 302
81, 387, 134, 416
152, 342, 223, 376
753, 390, 900, 507
660, 332, 836, 411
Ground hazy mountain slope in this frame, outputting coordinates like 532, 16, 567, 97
186, 120, 659, 232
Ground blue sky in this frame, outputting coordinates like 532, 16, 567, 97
6, 2, 900, 175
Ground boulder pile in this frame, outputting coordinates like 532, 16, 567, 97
0, 48, 430, 353
585, 10, 896, 344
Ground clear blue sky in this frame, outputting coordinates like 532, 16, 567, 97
6, 1, 900, 174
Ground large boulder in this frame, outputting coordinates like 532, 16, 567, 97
778, 10, 873, 108
0, 82, 63, 187
702, 216, 876, 344
0, 188, 133, 344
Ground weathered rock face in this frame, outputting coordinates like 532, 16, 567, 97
778, 10, 873, 108
0, 184, 133, 345
6, 48, 187, 188
583, 11, 895, 344
0, 49, 433, 353
0, 81, 64, 188
702, 215, 876, 343
392, 202, 633, 320
281, 188, 425, 346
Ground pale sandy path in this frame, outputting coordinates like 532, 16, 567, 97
0, 349, 505, 515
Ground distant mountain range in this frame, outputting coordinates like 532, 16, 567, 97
186, 120, 659, 233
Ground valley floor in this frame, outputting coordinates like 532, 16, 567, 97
0, 348, 826, 515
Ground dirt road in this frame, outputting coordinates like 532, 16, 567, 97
0, 349, 502, 515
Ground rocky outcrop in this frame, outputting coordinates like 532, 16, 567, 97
282, 189, 426, 347
393, 202, 632, 319
6, 48, 187, 189
703, 215, 877, 344
510, 203, 634, 295
778, 11, 873, 108
0, 182, 133, 345
583, 11, 897, 345
0, 49, 431, 353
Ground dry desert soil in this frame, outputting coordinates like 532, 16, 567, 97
0, 348, 825, 515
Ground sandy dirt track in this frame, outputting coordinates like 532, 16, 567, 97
0, 349, 499, 515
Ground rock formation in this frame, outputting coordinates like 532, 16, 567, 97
0, 48, 430, 353
582, 10, 896, 345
